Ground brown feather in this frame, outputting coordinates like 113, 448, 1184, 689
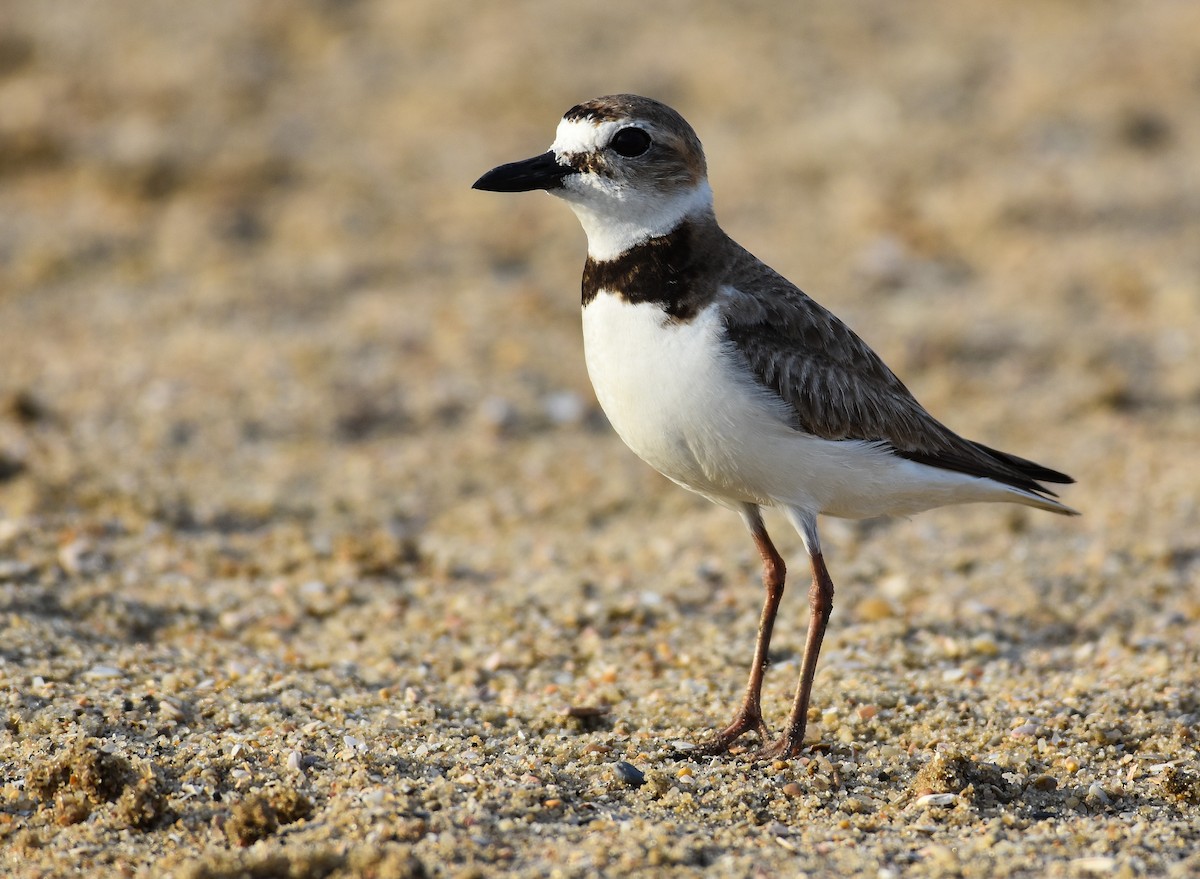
713, 234, 1072, 495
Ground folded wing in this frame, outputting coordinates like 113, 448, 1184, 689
719, 250, 1073, 500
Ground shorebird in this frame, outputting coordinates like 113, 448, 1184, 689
473, 94, 1077, 758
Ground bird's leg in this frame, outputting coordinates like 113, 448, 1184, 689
759, 548, 834, 759
695, 508, 786, 755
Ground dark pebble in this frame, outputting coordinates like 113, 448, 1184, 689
613, 761, 645, 787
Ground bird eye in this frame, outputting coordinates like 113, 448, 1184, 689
609, 127, 652, 158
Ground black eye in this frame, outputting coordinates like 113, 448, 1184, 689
609, 127, 652, 158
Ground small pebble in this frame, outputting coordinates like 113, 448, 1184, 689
1028, 774, 1058, 792
969, 634, 1000, 656
1071, 856, 1117, 874
83, 665, 124, 680
1147, 760, 1180, 773
612, 761, 645, 787
0, 560, 34, 580
58, 538, 105, 576
542, 391, 586, 425
479, 396, 519, 431
842, 796, 867, 814
856, 596, 894, 622
299, 579, 328, 597
915, 793, 958, 808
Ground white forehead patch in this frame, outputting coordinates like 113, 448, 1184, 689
551, 117, 626, 158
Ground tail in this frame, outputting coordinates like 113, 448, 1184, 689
972, 441, 1074, 486
1002, 484, 1080, 516
973, 441, 1078, 516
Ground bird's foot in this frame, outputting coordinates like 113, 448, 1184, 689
688, 708, 771, 757
752, 726, 810, 761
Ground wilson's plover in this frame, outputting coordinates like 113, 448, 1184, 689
474, 94, 1077, 759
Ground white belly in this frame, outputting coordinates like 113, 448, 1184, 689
582, 295, 800, 508
581, 292, 1025, 519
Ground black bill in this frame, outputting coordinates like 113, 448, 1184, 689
472, 151, 574, 192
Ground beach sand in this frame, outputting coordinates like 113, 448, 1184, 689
1, 1, 1199, 875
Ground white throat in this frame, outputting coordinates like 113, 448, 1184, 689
559, 181, 713, 261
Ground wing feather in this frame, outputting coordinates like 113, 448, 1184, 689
716, 239, 1073, 496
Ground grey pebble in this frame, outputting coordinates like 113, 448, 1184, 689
613, 761, 645, 787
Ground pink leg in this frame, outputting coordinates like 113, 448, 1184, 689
696, 509, 786, 755
758, 548, 834, 759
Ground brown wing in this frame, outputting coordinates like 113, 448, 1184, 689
717, 242, 1072, 495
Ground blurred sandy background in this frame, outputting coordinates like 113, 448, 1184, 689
1, 1, 1199, 876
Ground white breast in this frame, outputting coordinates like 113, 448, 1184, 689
581, 293, 798, 509
581, 291, 1028, 519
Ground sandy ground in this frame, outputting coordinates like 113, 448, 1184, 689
2, 1, 1199, 876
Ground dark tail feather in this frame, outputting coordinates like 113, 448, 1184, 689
971, 441, 1075, 486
